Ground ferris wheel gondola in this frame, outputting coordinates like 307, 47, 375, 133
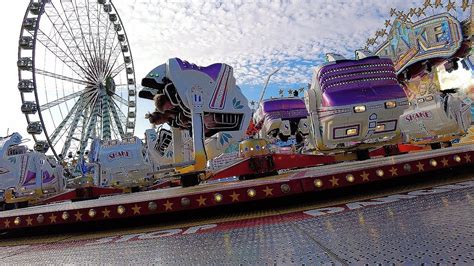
17, 0, 137, 163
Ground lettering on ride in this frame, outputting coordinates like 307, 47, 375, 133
108, 150, 131, 160
404, 111, 433, 122
375, 13, 462, 73
85, 224, 218, 246
304, 180, 474, 217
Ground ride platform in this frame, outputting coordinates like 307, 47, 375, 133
0, 144, 472, 231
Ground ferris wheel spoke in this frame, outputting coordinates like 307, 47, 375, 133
59, 98, 88, 156
61, 93, 99, 157
35, 68, 93, 86
111, 98, 129, 125
112, 93, 128, 106
58, 1, 99, 81
98, 5, 115, 73
35, 29, 88, 80
49, 97, 83, 145
109, 98, 125, 138
106, 42, 121, 75
87, 0, 107, 75
77, 0, 100, 61
74, 0, 108, 81
103, 34, 120, 72
114, 84, 131, 93
96, 4, 121, 76
79, 94, 102, 155
40, 90, 84, 111
43, 3, 95, 79
108, 62, 126, 78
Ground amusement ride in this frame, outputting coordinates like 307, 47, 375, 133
0, 1, 473, 255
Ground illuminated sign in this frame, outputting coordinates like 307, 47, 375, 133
108, 150, 131, 160
376, 13, 463, 73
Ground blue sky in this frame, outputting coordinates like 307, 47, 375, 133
0, 0, 472, 144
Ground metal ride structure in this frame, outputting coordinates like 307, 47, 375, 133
17, 0, 137, 164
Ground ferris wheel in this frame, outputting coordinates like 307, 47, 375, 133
17, 0, 136, 162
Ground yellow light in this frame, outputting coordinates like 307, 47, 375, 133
385, 101, 397, 109
346, 174, 355, 183
376, 169, 384, 177
425, 95, 434, 101
62, 212, 69, 220
181, 197, 191, 206
247, 189, 256, 198
117, 205, 126, 215
148, 202, 157, 211
88, 209, 96, 218
280, 184, 291, 193
403, 164, 412, 172
314, 179, 323, 188
454, 155, 461, 162
14, 217, 21, 225
375, 124, 385, 132
430, 159, 437, 167
353, 105, 366, 113
346, 128, 358, 136
36, 214, 44, 224
214, 193, 223, 202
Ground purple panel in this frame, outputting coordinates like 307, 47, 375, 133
175, 58, 222, 81
265, 109, 309, 120
319, 57, 394, 75
320, 72, 398, 91
316, 56, 407, 107
22, 170, 36, 186
319, 65, 396, 84
321, 84, 406, 107
262, 99, 307, 113
42, 171, 55, 183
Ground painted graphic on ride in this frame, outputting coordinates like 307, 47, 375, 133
403, 71, 442, 99
403, 111, 434, 122
108, 151, 131, 161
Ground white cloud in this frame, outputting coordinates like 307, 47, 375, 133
118, 0, 426, 87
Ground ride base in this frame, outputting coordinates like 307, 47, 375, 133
0, 145, 472, 231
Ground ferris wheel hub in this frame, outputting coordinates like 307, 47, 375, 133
104, 77, 116, 96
